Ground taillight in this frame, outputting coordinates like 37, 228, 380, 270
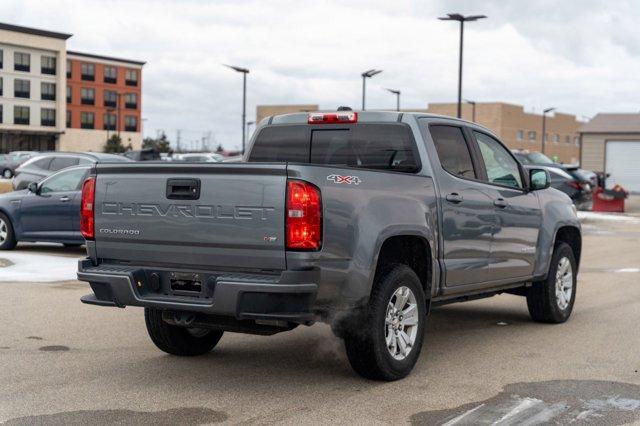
565, 180, 582, 190
286, 180, 322, 250
80, 177, 96, 240
308, 112, 357, 124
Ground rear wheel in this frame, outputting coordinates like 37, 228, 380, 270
2, 169, 12, 179
343, 264, 426, 381
0, 213, 17, 250
527, 242, 577, 323
144, 308, 224, 356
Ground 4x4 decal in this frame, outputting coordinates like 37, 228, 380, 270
327, 174, 362, 185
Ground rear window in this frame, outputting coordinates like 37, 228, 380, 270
248, 124, 419, 173
49, 156, 80, 171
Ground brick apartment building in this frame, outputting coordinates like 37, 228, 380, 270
255, 102, 582, 164
0, 22, 144, 154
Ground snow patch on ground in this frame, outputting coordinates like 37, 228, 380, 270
578, 211, 640, 222
0, 251, 81, 282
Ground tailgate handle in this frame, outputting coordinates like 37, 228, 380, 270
166, 178, 201, 200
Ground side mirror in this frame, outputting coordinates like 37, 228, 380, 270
529, 168, 551, 191
27, 182, 39, 194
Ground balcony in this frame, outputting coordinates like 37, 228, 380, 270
81, 122, 94, 129
15, 91, 30, 99
81, 74, 95, 81
81, 98, 94, 105
125, 79, 138, 87
41, 67, 56, 75
125, 124, 137, 132
42, 93, 56, 101
125, 102, 137, 109
104, 100, 117, 108
103, 123, 116, 131
104, 76, 117, 84
41, 119, 56, 127
14, 64, 30, 72
14, 117, 29, 125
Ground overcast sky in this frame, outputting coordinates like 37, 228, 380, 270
5, 0, 640, 150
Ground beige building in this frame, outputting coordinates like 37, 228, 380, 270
256, 104, 318, 124
579, 113, 640, 192
426, 102, 582, 164
0, 22, 70, 152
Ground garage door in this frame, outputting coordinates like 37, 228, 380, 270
606, 141, 640, 193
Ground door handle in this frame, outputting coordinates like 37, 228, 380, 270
494, 198, 508, 208
446, 193, 464, 204
59, 196, 71, 202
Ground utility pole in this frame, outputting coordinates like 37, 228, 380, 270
541, 107, 555, 154
465, 99, 476, 122
224, 64, 250, 154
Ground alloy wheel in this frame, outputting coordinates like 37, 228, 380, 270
555, 257, 573, 310
385, 286, 419, 360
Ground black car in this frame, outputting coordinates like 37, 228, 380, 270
512, 150, 597, 187
12, 152, 131, 190
540, 165, 592, 210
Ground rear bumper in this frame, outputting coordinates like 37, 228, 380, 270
77, 259, 319, 324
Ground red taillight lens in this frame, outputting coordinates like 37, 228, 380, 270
308, 112, 357, 124
286, 180, 322, 250
80, 177, 96, 240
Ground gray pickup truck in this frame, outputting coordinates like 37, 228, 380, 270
77, 110, 581, 381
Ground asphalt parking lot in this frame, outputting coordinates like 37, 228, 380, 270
0, 205, 639, 424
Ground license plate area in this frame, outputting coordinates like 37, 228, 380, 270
170, 272, 202, 295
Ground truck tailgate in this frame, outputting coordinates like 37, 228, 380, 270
93, 163, 287, 271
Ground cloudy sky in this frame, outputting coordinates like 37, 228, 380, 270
5, 0, 640, 150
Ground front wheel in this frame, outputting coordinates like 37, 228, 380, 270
144, 308, 224, 356
0, 213, 17, 250
2, 169, 12, 179
343, 264, 426, 381
527, 242, 577, 323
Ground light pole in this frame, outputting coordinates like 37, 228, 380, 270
385, 88, 401, 111
224, 64, 250, 154
464, 99, 476, 122
438, 13, 487, 118
361, 69, 382, 111
541, 107, 555, 154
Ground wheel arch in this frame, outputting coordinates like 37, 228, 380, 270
554, 225, 582, 269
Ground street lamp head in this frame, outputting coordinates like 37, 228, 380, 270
438, 13, 487, 22
362, 69, 382, 78
543, 107, 556, 114
386, 88, 401, 95
464, 99, 476, 105
223, 64, 249, 74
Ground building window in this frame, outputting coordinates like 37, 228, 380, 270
41, 56, 56, 75
66, 59, 72, 78
104, 90, 117, 108
0, 77, 2, 96
552, 134, 559, 143
124, 93, 137, 109
0, 105, 3, 123
528, 131, 536, 141
81, 88, 95, 105
41, 108, 56, 127
14, 106, 30, 125
565, 135, 571, 144
103, 113, 117, 130
80, 112, 94, 129
125, 69, 138, 86
104, 66, 117, 83
81, 63, 95, 81
41, 82, 56, 101
66, 110, 71, 127
124, 116, 137, 132
66, 86, 72, 103
14, 52, 30, 72
516, 130, 524, 141
0, 49, 3, 69
14, 79, 30, 98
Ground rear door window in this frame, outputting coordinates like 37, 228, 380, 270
49, 156, 80, 171
33, 157, 53, 170
429, 125, 476, 179
248, 125, 310, 162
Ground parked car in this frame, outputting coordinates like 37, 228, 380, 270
12, 152, 130, 191
123, 148, 161, 161
539, 165, 593, 210
174, 153, 224, 163
512, 150, 597, 187
0, 152, 37, 179
77, 111, 581, 381
0, 165, 91, 250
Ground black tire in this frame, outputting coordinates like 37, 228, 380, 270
527, 242, 577, 323
144, 308, 224, 356
343, 264, 426, 381
2, 169, 12, 179
0, 213, 17, 250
